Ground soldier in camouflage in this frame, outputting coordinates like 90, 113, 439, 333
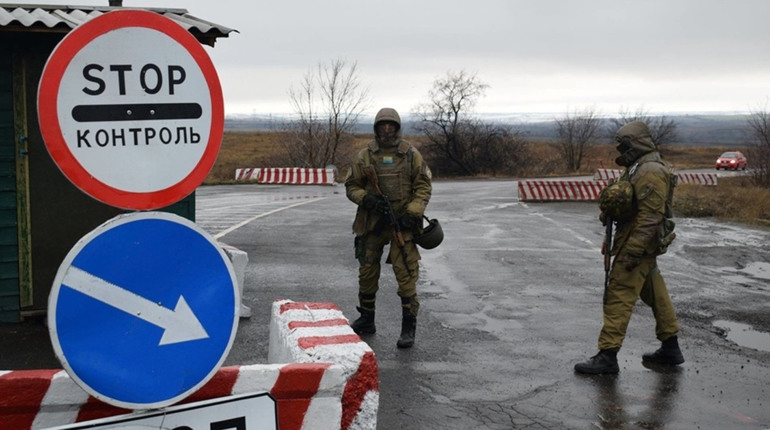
575, 121, 684, 374
344, 108, 432, 348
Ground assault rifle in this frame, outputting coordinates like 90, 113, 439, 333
603, 216, 613, 305
363, 165, 413, 277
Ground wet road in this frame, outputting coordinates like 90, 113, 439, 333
197, 178, 770, 430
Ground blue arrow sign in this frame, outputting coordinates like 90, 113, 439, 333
48, 212, 239, 410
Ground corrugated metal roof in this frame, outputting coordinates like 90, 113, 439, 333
0, 3, 237, 46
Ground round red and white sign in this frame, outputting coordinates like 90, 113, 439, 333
38, 10, 224, 210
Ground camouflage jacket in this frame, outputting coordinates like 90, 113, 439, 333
344, 139, 432, 238
611, 151, 675, 258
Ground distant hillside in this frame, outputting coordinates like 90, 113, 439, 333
669, 114, 750, 146
225, 112, 752, 146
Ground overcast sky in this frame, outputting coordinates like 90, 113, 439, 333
18, 0, 770, 117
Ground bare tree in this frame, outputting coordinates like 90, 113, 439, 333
555, 107, 602, 171
414, 71, 500, 176
414, 71, 530, 177
413, 71, 487, 175
466, 121, 530, 177
607, 107, 679, 148
287, 72, 324, 166
286, 59, 369, 167
746, 103, 770, 187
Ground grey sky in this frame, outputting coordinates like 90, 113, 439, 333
17, 0, 770, 116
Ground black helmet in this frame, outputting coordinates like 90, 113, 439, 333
414, 217, 444, 249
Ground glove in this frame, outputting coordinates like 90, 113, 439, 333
362, 194, 378, 209
618, 254, 641, 271
363, 194, 390, 214
398, 214, 419, 230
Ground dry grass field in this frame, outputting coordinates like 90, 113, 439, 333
204, 131, 286, 184
206, 131, 770, 227
675, 177, 770, 226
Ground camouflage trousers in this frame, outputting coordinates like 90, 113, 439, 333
598, 255, 680, 351
354, 228, 421, 317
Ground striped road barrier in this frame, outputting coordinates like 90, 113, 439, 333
0, 363, 347, 430
676, 172, 718, 185
270, 300, 378, 430
235, 168, 336, 185
518, 179, 609, 202
0, 299, 377, 430
593, 168, 717, 186
593, 168, 622, 181
234, 167, 260, 181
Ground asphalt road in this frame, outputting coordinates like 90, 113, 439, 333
197, 177, 770, 430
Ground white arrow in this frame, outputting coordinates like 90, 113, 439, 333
62, 266, 209, 346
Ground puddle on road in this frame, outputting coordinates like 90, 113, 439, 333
741, 261, 770, 280
716, 261, 770, 290
712, 320, 770, 352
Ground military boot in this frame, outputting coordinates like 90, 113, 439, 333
643, 336, 684, 365
350, 307, 376, 335
396, 310, 416, 349
574, 349, 619, 374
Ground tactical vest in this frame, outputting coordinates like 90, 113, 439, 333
362, 140, 415, 214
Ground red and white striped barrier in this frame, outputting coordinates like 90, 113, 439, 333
518, 180, 609, 202
593, 169, 717, 186
270, 300, 378, 430
0, 300, 377, 430
676, 172, 717, 186
0, 363, 347, 430
234, 168, 336, 184
235, 167, 261, 181
235, 167, 336, 185
593, 168, 622, 181
259, 168, 336, 185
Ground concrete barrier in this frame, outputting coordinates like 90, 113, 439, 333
259, 168, 336, 185
593, 168, 622, 181
593, 168, 718, 186
235, 167, 336, 185
269, 300, 378, 430
220, 242, 252, 318
235, 167, 261, 181
677, 172, 718, 185
518, 179, 609, 202
0, 300, 377, 430
1, 363, 347, 430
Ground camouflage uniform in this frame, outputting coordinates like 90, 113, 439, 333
345, 108, 432, 319
576, 121, 683, 374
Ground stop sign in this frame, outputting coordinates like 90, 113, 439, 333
38, 10, 224, 210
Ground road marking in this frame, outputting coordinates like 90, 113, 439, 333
62, 266, 209, 346
534, 213, 595, 246
213, 197, 327, 239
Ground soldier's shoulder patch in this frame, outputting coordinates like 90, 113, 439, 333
637, 182, 655, 200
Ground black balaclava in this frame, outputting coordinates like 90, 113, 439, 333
373, 107, 402, 147
614, 121, 656, 167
